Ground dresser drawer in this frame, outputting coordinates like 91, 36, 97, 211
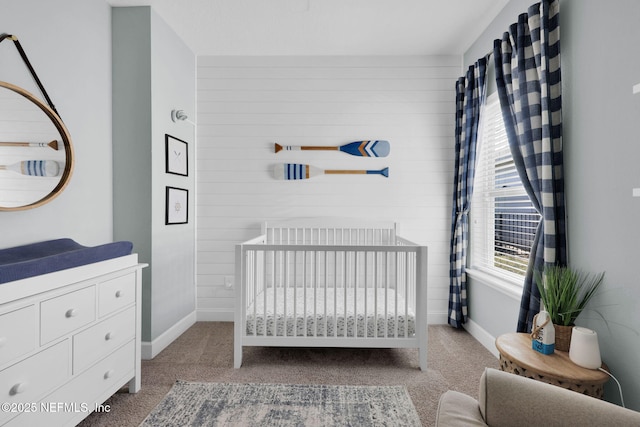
0, 340, 69, 425
0, 305, 36, 367
6, 340, 135, 427
98, 273, 136, 317
73, 306, 135, 374
40, 286, 96, 345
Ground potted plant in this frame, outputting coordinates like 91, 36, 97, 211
534, 265, 605, 351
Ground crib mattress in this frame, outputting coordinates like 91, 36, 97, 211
246, 288, 415, 338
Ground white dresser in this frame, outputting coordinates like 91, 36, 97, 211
0, 254, 145, 427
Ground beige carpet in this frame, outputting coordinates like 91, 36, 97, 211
78, 323, 499, 427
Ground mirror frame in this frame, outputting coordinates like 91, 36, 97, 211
0, 80, 74, 211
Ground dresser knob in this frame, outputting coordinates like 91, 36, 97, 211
65, 308, 78, 318
115, 290, 123, 298
9, 383, 27, 395
104, 369, 115, 380
105, 332, 114, 341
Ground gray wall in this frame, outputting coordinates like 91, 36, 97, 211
561, 0, 640, 409
0, 0, 113, 247
112, 7, 197, 343
112, 7, 154, 340
464, 0, 640, 409
149, 8, 197, 340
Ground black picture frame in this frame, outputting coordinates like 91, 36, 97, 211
165, 186, 188, 225
165, 134, 188, 176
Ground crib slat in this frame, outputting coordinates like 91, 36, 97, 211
404, 251, 409, 338
253, 250, 258, 336
272, 250, 277, 337
393, 252, 399, 338
313, 250, 318, 337
246, 250, 251, 336
293, 250, 297, 337
402, 252, 409, 338
364, 251, 368, 338
362, 252, 369, 338
350, 252, 358, 338
283, 250, 288, 337
397, 250, 402, 338
333, 251, 338, 338
383, 252, 389, 338
249, 250, 253, 336
374, 251, 379, 338
322, 250, 327, 337
353, 250, 358, 338
303, 250, 307, 337
343, 251, 348, 338
263, 251, 268, 337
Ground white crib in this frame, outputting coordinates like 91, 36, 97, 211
234, 218, 428, 370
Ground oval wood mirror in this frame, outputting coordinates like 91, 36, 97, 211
0, 81, 73, 211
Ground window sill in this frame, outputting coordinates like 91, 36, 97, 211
466, 268, 523, 301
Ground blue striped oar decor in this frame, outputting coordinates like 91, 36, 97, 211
275, 140, 390, 157
273, 163, 389, 180
0, 160, 61, 176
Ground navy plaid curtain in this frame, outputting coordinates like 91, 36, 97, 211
493, 0, 566, 333
448, 58, 487, 328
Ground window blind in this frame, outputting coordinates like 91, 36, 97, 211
470, 92, 541, 280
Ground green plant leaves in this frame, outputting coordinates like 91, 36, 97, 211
534, 265, 605, 326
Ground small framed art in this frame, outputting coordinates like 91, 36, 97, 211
165, 186, 188, 225
165, 134, 188, 176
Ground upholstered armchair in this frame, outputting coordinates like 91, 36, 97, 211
436, 368, 640, 426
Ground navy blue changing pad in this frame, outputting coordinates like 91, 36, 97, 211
0, 238, 133, 284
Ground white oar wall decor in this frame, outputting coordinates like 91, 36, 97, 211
272, 140, 390, 180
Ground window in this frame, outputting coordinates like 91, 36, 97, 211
470, 92, 540, 281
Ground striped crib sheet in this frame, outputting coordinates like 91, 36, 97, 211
246, 287, 415, 338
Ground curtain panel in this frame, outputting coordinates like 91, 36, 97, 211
448, 58, 487, 328
493, 0, 567, 333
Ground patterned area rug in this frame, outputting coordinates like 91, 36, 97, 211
139, 381, 422, 426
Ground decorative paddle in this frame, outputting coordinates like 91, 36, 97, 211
0, 160, 61, 177
0, 140, 58, 150
273, 163, 389, 180
275, 140, 390, 158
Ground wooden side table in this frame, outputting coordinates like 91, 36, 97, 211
495, 332, 609, 399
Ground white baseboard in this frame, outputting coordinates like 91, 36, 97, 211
427, 310, 448, 325
141, 311, 197, 360
463, 318, 499, 358
197, 308, 234, 322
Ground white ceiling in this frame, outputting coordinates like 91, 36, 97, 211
107, 0, 509, 56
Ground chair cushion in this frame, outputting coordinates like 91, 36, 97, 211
435, 390, 487, 426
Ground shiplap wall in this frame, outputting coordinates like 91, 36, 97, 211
196, 56, 458, 323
